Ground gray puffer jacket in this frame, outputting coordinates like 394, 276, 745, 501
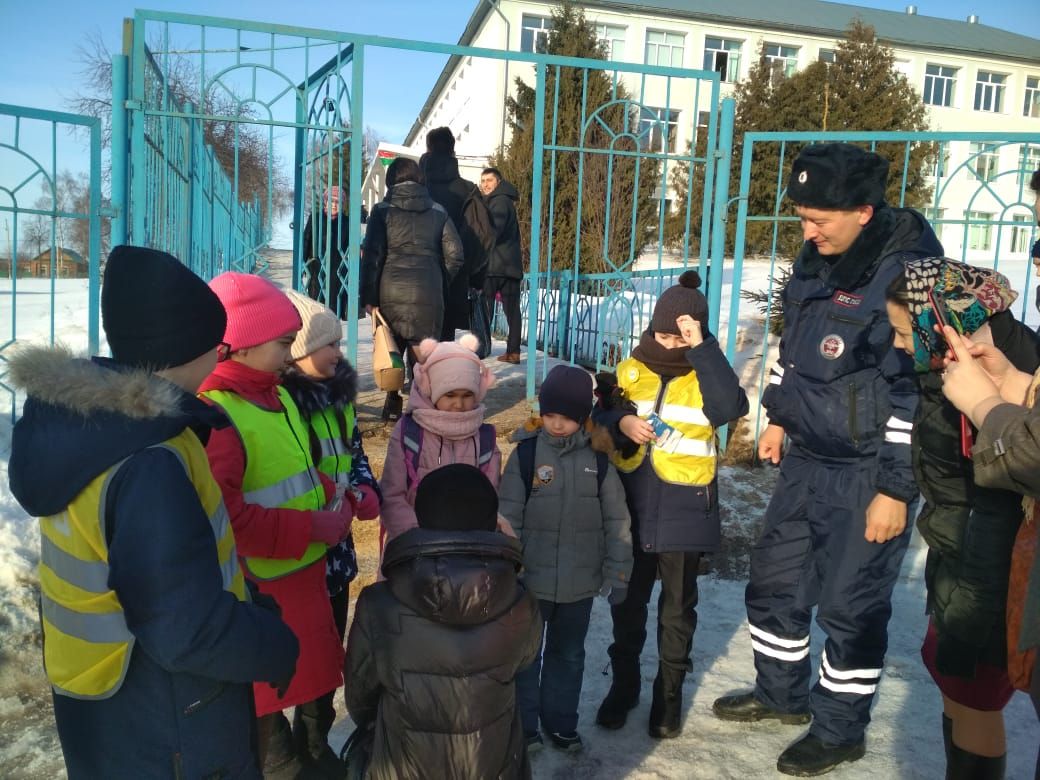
498, 423, 633, 603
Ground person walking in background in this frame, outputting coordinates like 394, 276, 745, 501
281, 288, 383, 774
343, 464, 542, 780
885, 258, 1039, 779
361, 157, 465, 421
303, 185, 364, 318
420, 127, 495, 340
7, 246, 298, 779
498, 365, 633, 754
712, 144, 943, 776
480, 167, 524, 364
595, 271, 749, 741
201, 273, 354, 779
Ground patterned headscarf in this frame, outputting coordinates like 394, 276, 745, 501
902, 257, 1017, 373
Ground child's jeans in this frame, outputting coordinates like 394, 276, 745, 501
517, 597, 594, 735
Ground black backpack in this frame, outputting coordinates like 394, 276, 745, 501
515, 436, 609, 502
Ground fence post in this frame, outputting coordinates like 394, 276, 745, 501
557, 268, 572, 361
525, 62, 548, 402
708, 97, 734, 336
111, 54, 129, 249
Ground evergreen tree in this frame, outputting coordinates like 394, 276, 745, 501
490, 2, 660, 275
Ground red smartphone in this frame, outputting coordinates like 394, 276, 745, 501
928, 288, 974, 457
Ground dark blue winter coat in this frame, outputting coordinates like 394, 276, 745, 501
8, 348, 298, 779
595, 334, 749, 552
762, 206, 943, 502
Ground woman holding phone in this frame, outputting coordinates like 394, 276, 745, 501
884, 257, 1040, 778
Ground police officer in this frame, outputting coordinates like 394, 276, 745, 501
712, 144, 943, 776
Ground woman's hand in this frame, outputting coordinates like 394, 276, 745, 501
940, 326, 1003, 426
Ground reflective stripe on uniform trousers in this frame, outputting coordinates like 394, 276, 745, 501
818, 649, 881, 695
749, 624, 810, 662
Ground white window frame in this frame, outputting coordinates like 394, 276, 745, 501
974, 71, 1007, 113
520, 15, 552, 53
923, 64, 957, 108
1025, 76, 1040, 118
1011, 214, 1034, 254
640, 107, 681, 154
1020, 146, 1040, 185
969, 142, 1000, 182
818, 48, 836, 65
966, 210, 994, 251
763, 43, 799, 78
645, 30, 684, 68
931, 142, 951, 179
595, 23, 626, 60
703, 37, 742, 82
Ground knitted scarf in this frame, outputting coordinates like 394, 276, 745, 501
631, 329, 692, 377
902, 257, 1017, 373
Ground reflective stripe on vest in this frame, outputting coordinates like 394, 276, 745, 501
313, 404, 355, 486
612, 357, 717, 485
38, 429, 246, 700
202, 386, 327, 580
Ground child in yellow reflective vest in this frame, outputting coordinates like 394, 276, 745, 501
200, 273, 355, 776
281, 289, 381, 770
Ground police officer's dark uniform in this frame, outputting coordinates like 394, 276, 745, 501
713, 144, 943, 775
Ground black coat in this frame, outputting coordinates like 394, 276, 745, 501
912, 311, 1040, 673
421, 153, 482, 331
360, 182, 465, 344
485, 180, 523, 281
344, 528, 541, 780
303, 210, 349, 314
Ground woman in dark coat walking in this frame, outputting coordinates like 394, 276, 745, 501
361, 158, 465, 420
885, 257, 1040, 779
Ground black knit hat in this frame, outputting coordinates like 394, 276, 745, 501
102, 245, 227, 369
415, 464, 499, 532
786, 143, 889, 209
651, 270, 707, 335
538, 364, 593, 425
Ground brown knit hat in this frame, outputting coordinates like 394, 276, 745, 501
284, 288, 343, 360
651, 270, 707, 335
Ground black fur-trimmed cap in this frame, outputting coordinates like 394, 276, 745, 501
787, 143, 889, 209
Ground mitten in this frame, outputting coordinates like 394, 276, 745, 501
246, 582, 282, 618
934, 631, 980, 678
310, 509, 351, 546
353, 484, 381, 520
608, 586, 628, 606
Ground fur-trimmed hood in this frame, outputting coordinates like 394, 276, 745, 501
280, 358, 358, 419
509, 416, 615, 455
8, 346, 227, 516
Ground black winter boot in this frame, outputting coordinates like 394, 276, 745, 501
712, 691, 811, 725
946, 743, 1006, 780
776, 732, 865, 777
595, 657, 641, 730
941, 714, 952, 761
294, 698, 345, 779
263, 712, 306, 780
648, 667, 685, 740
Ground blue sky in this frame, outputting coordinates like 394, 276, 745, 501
1, 0, 1036, 177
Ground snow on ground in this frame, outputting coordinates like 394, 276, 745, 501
2, 261, 1039, 778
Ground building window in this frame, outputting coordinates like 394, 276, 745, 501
966, 211, 994, 251
520, 15, 552, 53
924, 207, 946, 223
1011, 214, 1034, 254
695, 110, 711, 144
1025, 76, 1040, 118
931, 142, 951, 178
703, 37, 741, 82
640, 107, 681, 153
595, 23, 626, 60
645, 30, 684, 68
818, 48, 836, 65
1020, 146, 1040, 185
974, 71, 1006, 113
969, 142, 1000, 182
923, 64, 956, 107
763, 43, 799, 78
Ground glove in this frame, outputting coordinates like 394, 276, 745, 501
310, 509, 351, 546
608, 587, 628, 606
246, 581, 282, 618
269, 650, 297, 700
353, 484, 381, 521
934, 631, 980, 678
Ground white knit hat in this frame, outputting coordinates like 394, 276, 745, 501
284, 288, 343, 360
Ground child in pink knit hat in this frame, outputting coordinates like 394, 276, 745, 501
379, 333, 502, 546
199, 272, 353, 776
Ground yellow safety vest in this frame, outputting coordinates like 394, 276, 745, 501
612, 357, 717, 486
38, 428, 246, 700
312, 405, 355, 486
201, 386, 327, 581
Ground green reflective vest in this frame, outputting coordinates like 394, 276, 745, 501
38, 429, 246, 699
202, 386, 327, 580
311, 404, 355, 486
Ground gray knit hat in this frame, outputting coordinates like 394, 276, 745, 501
285, 288, 342, 360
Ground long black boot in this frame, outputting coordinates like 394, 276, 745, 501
942, 714, 952, 762
263, 712, 305, 780
596, 655, 641, 730
294, 697, 344, 779
648, 665, 685, 739
946, 743, 1006, 780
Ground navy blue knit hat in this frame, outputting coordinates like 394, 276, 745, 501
787, 143, 889, 209
538, 365, 594, 424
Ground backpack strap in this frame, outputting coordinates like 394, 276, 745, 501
400, 413, 424, 491
517, 437, 537, 503
477, 423, 496, 468
595, 450, 608, 494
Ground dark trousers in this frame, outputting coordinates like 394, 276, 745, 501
293, 586, 349, 758
609, 546, 701, 674
1031, 667, 1039, 779
746, 449, 912, 746
517, 597, 594, 735
484, 275, 522, 355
